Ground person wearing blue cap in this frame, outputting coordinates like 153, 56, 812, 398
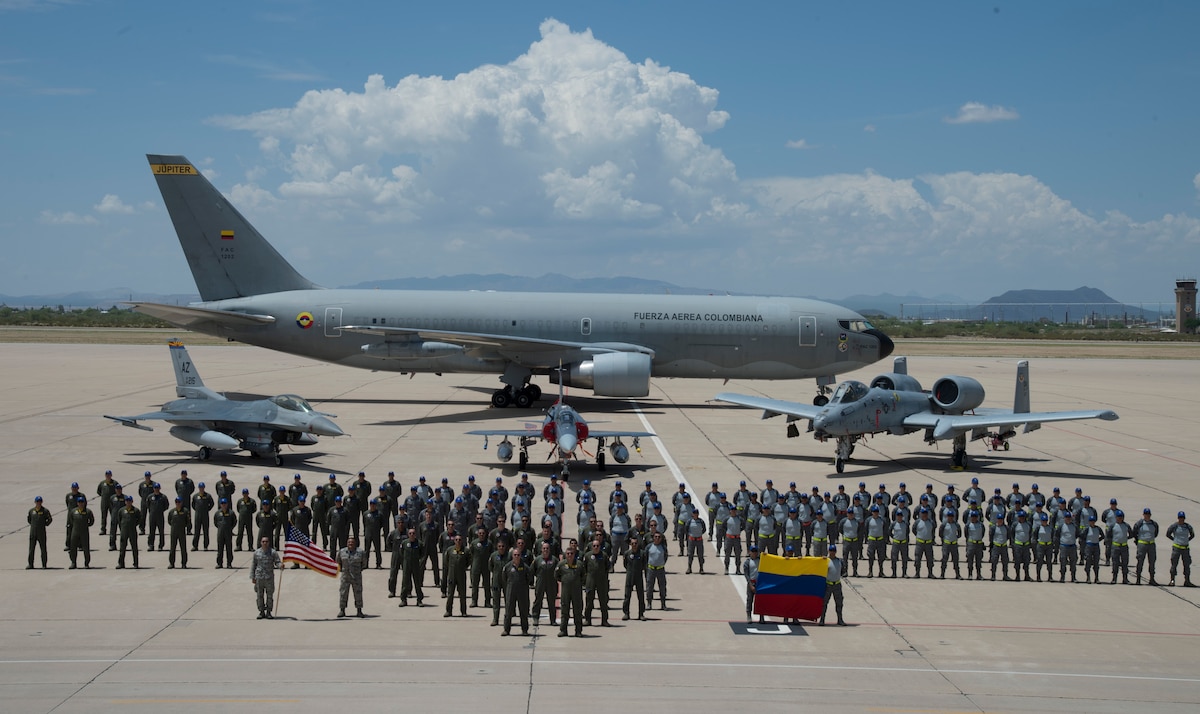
362, 498, 385, 569
783, 506, 804, 563
864, 505, 887, 577
215, 471, 237, 509
63, 482, 83, 552
326, 495, 350, 558
97, 470, 117, 537
741, 544, 761, 623
146, 483, 169, 551
1100, 498, 1121, 565
1106, 509, 1132, 584
1033, 512, 1055, 582
418, 508, 443, 591
1011, 510, 1033, 581
610, 501, 632, 571
174, 469, 196, 536
705, 482, 722, 543
107, 483, 126, 551
1134, 508, 1160, 585
236, 488, 256, 551
987, 513, 1011, 581
116, 495, 141, 569
963, 478, 984, 511
1056, 511, 1079, 583
256, 499, 279, 552
444, 533, 470, 617
1026, 483, 1044, 510
515, 472, 536, 506
684, 507, 707, 574
27, 496, 52, 569
1166, 511, 1194, 587
287, 473, 308, 505
213, 497, 237, 568
1081, 514, 1105, 584
137, 471, 155, 536
819, 544, 847, 626
354, 472, 372, 531
732, 480, 752, 514
65, 495, 94, 569
256, 475, 275, 504
191, 482, 214, 551
167, 496, 191, 568
913, 507, 937, 579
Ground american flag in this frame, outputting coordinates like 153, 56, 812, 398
283, 525, 338, 578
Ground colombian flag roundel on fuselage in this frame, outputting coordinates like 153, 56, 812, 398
296, 312, 314, 329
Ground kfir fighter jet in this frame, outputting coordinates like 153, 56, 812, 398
104, 340, 345, 465
129, 155, 893, 409
715, 357, 1118, 473
466, 379, 654, 480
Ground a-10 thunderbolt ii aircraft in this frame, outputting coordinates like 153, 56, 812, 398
104, 340, 345, 465
466, 378, 654, 480
715, 357, 1118, 472
129, 155, 894, 410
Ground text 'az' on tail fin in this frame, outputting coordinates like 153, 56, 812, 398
147, 155, 317, 301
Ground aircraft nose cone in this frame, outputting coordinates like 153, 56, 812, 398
558, 433, 577, 454
867, 328, 894, 360
309, 415, 344, 437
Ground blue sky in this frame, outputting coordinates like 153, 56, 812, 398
2, 1, 1198, 304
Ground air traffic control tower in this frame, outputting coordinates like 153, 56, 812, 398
1176, 278, 1197, 333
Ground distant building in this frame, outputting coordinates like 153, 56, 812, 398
1176, 279, 1197, 334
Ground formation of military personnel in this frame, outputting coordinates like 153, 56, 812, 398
25, 470, 1197, 628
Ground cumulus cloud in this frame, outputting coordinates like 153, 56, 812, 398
944, 101, 1020, 124
195, 19, 1199, 299
39, 209, 96, 225
94, 194, 134, 214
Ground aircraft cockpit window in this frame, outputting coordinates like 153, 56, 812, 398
839, 319, 875, 333
272, 394, 314, 413
831, 381, 868, 404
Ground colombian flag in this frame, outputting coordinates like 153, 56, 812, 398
753, 554, 828, 621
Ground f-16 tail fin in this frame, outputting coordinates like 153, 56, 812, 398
169, 339, 216, 399
146, 154, 317, 301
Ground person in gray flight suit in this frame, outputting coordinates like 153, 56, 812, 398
723, 509, 744, 574
888, 511, 909, 578
501, 548, 532, 636
712, 492, 732, 556
1165, 511, 1194, 587
1081, 515, 1105, 584
1010, 510, 1033, 581
1034, 513, 1055, 582
645, 531, 669, 611
556, 548, 585, 637
988, 515, 1011, 581
684, 508, 707, 574
912, 508, 936, 578
1106, 510, 1132, 584
27, 496, 52, 569
1134, 508, 1160, 585
964, 510, 986, 580
1056, 511, 1079, 583
213, 498, 237, 569
336, 535, 366, 618
864, 506, 887, 578
743, 545, 761, 623
819, 544, 847, 626
939, 511, 962, 579
251, 535, 281, 619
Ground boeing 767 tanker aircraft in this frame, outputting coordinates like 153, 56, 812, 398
131, 155, 893, 407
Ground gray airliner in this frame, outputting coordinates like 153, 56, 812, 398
131, 154, 893, 406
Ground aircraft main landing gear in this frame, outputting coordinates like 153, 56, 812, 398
491, 384, 542, 409
198, 446, 212, 461
951, 434, 968, 471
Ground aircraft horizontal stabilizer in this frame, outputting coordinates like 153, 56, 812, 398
126, 302, 276, 329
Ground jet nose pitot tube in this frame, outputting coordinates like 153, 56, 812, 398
308, 415, 345, 437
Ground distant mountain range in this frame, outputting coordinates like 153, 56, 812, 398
0, 280, 1168, 322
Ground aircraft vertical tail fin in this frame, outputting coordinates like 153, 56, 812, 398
1014, 360, 1031, 414
146, 154, 317, 301
893, 356, 907, 375
169, 339, 209, 398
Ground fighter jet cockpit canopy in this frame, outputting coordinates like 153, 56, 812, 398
271, 394, 315, 413
830, 381, 869, 405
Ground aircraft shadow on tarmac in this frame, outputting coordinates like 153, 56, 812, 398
116, 452, 355, 476
467, 461, 659, 479
730, 451, 1131, 481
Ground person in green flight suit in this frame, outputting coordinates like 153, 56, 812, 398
27, 496, 52, 569
555, 547, 585, 637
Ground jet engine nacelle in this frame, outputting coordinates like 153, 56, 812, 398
610, 443, 630, 464
496, 441, 514, 463
553, 352, 652, 397
870, 373, 923, 392
169, 426, 238, 450
930, 376, 986, 412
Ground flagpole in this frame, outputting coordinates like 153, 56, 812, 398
275, 546, 286, 615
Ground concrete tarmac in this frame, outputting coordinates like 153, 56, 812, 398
1, 343, 1197, 713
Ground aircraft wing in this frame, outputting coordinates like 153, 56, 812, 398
343, 325, 654, 362
903, 409, 1119, 441
584, 429, 656, 439
127, 302, 276, 329
465, 427, 545, 438
713, 393, 824, 421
